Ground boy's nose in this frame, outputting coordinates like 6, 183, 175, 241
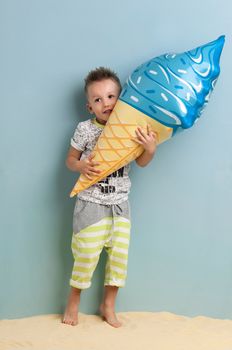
103, 100, 110, 108
103, 99, 109, 106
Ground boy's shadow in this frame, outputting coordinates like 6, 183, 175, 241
55, 87, 106, 315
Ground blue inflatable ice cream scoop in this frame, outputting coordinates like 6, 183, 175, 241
120, 35, 225, 131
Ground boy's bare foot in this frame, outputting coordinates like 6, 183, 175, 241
62, 287, 81, 326
62, 306, 78, 326
99, 304, 122, 328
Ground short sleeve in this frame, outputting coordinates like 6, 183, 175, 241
71, 122, 88, 151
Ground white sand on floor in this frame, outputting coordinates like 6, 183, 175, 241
1, 312, 232, 350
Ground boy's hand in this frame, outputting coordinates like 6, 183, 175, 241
79, 154, 101, 180
134, 125, 158, 154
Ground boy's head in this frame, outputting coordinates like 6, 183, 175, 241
85, 67, 122, 125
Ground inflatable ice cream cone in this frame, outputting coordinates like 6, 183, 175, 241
70, 100, 172, 197
70, 35, 225, 197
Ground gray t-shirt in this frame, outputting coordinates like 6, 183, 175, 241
71, 118, 131, 205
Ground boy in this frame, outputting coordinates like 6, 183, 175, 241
63, 67, 157, 327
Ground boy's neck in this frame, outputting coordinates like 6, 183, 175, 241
94, 117, 106, 127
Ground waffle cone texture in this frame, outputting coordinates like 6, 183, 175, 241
70, 100, 172, 197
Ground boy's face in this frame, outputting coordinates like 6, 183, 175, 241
86, 79, 120, 125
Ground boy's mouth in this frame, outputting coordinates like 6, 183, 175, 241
103, 109, 112, 114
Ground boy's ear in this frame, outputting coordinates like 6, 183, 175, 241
86, 103, 93, 114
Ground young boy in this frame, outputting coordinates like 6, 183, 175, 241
63, 67, 157, 327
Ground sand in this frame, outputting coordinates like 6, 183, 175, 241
1, 312, 232, 350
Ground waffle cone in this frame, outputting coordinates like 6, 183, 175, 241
70, 100, 172, 197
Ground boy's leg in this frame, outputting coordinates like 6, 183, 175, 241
62, 287, 81, 326
101, 212, 131, 328
104, 215, 131, 288
63, 200, 112, 325
63, 224, 105, 326
100, 286, 122, 328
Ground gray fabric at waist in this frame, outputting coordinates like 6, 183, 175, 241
73, 198, 130, 233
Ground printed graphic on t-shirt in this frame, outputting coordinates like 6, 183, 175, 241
98, 167, 125, 194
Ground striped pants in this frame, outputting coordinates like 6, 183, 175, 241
70, 199, 131, 289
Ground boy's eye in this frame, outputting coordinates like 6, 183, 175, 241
108, 95, 114, 99
95, 98, 101, 102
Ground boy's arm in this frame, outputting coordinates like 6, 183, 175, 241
66, 146, 101, 180
134, 126, 158, 167
135, 149, 155, 167
66, 147, 82, 171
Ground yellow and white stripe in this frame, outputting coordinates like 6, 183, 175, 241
70, 216, 131, 289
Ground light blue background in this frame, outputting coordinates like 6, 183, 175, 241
1, 0, 231, 319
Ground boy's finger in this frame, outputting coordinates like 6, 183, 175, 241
135, 129, 147, 142
131, 137, 143, 144
85, 174, 92, 180
91, 161, 100, 166
136, 127, 144, 136
89, 167, 101, 174
137, 126, 145, 133
147, 124, 152, 134
153, 131, 159, 142
88, 153, 95, 161
150, 131, 155, 138
137, 127, 147, 136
